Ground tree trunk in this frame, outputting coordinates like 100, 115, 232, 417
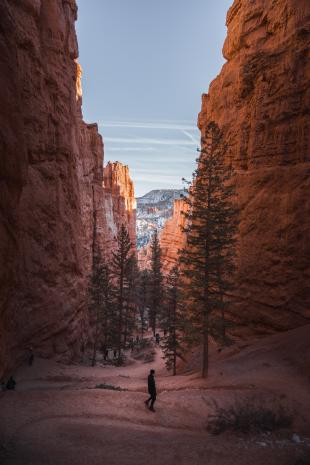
202, 323, 209, 378
118, 265, 124, 363
91, 340, 97, 367
92, 308, 99, 367
140, 310, 144, 339
221, 304, 225, 342
123, 305, 128, 347
172, 300, 177, 376
173, 352, 176, 376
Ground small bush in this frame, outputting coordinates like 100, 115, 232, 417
143, 351, 155, 363
139, 338, 152, 349
294, 453, 310, 465
95, 383, 127, 391
112, 353, 126, 366
207, 398, 293, 435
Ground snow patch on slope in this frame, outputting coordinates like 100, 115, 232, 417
136, 189, 186, 248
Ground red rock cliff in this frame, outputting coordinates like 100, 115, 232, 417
0, 0, 135, 377
198, 0, 310, 334
158, 199, 188, 275
102, 162, 136, 253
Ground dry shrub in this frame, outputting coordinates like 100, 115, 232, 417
294, 453, 310, 465
95, 383, 127, 391
207, 397, 293, 435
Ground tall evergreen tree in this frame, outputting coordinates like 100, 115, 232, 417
123, 253, 139, 346
149, 229, 163, 336
112, 224, 133, 362
137, 269, 150, 338
100, 262, 116, 351
180, 121, 238, 378
89, 251, 115, 366
161, 266, 184, 375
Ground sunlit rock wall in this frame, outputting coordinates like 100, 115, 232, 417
198, 0, 310, 334
101, 162, 137, 256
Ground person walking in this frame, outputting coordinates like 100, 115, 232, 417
6, 376, 16, 390
144, 369, 156, 412
28, 346, 34, 366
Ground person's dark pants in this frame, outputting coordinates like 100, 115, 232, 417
146, 392, 156, 408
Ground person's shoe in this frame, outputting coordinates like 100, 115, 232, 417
144, 400, 149, 408
149, 406, 155, 412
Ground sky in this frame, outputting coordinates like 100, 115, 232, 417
76, 0, 232, 197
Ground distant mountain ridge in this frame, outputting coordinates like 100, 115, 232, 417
137, 189, 185, 206
136, 189, 186, 248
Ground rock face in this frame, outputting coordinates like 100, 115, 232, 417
101, 161, 136, 254
198, 0, 310, 333
0, 0, 135, 377
158, 199, 188, 275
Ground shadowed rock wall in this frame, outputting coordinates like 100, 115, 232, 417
0, 0, 135, 377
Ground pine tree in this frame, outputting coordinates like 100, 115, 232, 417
180, 121, 238, 378
112, 224, 133, 362
89, 251, 114, 366
161, 266, 184, 375
149, 229, 163, 336
137, 269, 150, 338
123, 253, 139, 346
100, 261, 116, 351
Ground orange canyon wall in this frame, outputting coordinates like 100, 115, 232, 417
141, 0, 310, 336
197, 0, 310, 334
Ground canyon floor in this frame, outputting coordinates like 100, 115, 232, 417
0, 327, 310, 465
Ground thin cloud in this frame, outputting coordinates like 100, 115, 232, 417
99, 120, 197, 131
183, 130, 200, 145
108, 147, 155, 152
105, 136, 196, 146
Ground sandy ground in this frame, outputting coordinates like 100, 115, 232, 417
0, 327, 310, 465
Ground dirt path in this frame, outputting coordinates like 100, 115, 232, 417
1, 329, 310, 465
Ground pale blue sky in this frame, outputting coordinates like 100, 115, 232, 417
76, 0, 232, 196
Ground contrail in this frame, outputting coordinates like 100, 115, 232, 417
105, 137, 196, 146
108, 147, 156, 152
99, 121, 197, 131
183, 130, 200, 145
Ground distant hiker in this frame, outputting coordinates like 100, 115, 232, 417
145, 369, 156, 412
28, 346, 34, 366
155, 333, 160, 345
6, 376, 16, 391
81, 341, 85, 354
113, 349, 117, 359
104, 348, 109, 361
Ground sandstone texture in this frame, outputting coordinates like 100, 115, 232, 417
102, 161, 136, 253
158, 199, 188, 275
198, 0, 310, 334
0, 0, 135, 378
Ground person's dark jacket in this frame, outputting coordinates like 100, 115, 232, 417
148, 374, 156, 395
6, 377, 16, 390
